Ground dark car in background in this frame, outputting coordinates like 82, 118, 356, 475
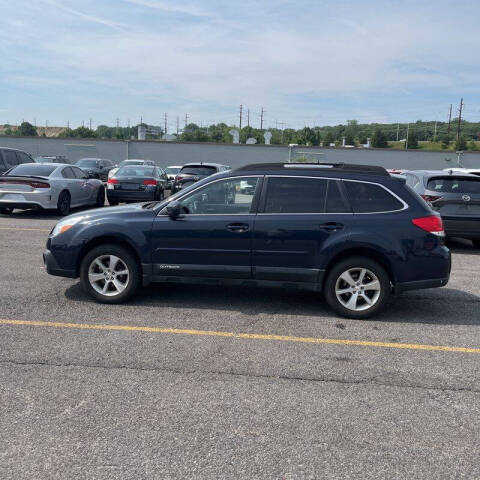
164, 165, 182, 189
75, 158, 115, 181
170, 162, 229, 193
0, 147, 35, 175
405, 170, 480, 247
44, 162, 450, 319
107, 165, 168, 205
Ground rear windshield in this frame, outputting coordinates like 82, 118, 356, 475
76, 159, 100, 167
118, 160, 144, 168
180, 166, 217, 176
7, 164, 57, 177
427, 177, 480, 194
117, 166, 155, 177
165, 167, 181, 174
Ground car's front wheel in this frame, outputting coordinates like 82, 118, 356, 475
324, 256, 390, 319
96, 186, 105, 207
0, 207, 13, 215
80, 244, 140, 303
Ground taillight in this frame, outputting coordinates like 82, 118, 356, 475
412, 215, 445, 236
30, 182, 50, 188
175, 175, 184, 181
143, 179, 157, 186
107, 178, 119, 184
421, 194, 441, 203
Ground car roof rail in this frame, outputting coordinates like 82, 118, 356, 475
234, 162, 389, 176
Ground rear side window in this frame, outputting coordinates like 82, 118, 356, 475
4, 150, 19, 167
265, 177, 328, 213
62, 167, 75, 179
326, 180, 350, 213
344, 181, 404, 213
427, 177, 480, 194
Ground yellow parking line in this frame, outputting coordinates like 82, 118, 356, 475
0, 227, 50, 232
1, 318, 479, 354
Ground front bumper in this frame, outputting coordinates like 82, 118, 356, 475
43, 249, 77, 278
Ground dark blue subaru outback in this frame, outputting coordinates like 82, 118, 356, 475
44, 162, 451, 318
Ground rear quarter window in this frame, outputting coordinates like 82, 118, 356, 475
344, 181, 404, 213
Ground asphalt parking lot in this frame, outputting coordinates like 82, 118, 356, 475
1, 208, 480, 479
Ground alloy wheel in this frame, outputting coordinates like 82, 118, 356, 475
88, 255, 130, 296
334, 267, 381, 312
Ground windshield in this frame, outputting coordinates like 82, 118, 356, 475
165, 167, 181, 174
117, 166, 155, 177
427, 177, 480, 194
118, 160, 144, 168
180, 166, 217, 176
76, 159, 100, 168
7, 164, 57, 177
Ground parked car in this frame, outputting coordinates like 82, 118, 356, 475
44, 162, 450, 318
75, 158, 115, 181
405, 170, 480, 247
0, 147, 35, 175
108, 159, 155, 179
0, 163, 105, 215
170, 163, 229, 193
35, 156, 69, 164
107, 165, 168, 205
164, 165, 182, 189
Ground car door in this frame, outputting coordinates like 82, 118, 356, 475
151, 175, 262, 279
0, 150, 7, 175
71, 166, 94, 204
61, 167, 83, 206
252, 176, 352, 283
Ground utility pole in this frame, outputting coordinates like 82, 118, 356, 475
140, 116, 143, 125
239, 104, 243, 129
164, 113, 168, 135
89, 118, 92, 130
67, 120, 70, 129
247, 109, 250, 127
447, 104, 452, 135
434, 120, 437, 142
176, 116, 180, 135
184, 113, 189, 128
457, 98, 464, 140
260, 107, 265, 130
405, 124, 409, 150
396, 123, 399, 141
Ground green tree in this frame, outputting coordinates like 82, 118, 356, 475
371, 128, 388, 148
455, 135, 467, 151
71, 126, 96, 138
407, 129, 418, 149
468, 140, 478, 151
323, 131, 335, 146
440, 133, 451, 150
17, 122, 37, 136
298, 127, 317, 145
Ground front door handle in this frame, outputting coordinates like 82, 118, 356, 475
319, 222, 344, 232
226, 223, 250, 233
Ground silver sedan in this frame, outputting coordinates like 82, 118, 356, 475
0, 163, 105, 215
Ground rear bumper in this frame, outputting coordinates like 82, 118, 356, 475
0, 192, 57, 210
43, 249, 77, 278
107, 190, 156, 202
443, 216, 480, 239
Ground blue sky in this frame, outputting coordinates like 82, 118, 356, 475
1, 0, 480, 129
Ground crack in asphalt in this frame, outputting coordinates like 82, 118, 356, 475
0, 358, 478, 395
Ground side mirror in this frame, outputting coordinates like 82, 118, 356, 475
99, 165, 104, 170
166, 201, 182, 219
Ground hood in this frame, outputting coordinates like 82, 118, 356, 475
65, 203, 154, 222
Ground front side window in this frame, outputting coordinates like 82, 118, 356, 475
265, 177, 328, 213
178, 176, 260, 214
72, 166, 88, 179
344, 181, 404, 213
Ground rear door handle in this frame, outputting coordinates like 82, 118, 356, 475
226, 223, 250, 232
319, 222, 344, 232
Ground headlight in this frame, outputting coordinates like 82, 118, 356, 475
51, 216, 85, 237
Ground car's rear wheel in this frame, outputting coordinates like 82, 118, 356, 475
324, 256, 390, 319
96, 186, 105, 207
108, 199, 119, 206
80, 244, 140, 303
0, 207, 13, 214
57, 191, 71, 216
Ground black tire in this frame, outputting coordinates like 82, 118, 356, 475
324, 256, 390, 319
159, 189, 164, 201
96, 186, 105, 207
57, 191, 71, 216
80, 244, 140, 303
472, 239, 480, 249
0, 207, 13, 214
108, 199, 119, 206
